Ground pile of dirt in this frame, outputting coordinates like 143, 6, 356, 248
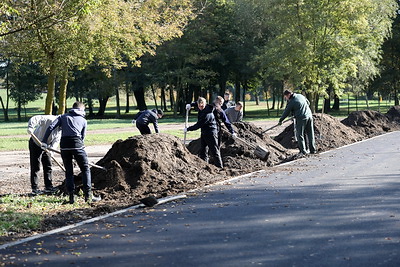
187, 122, 294, 170
341, 110, 400, 137
385, 105, 400, 123
90, 134, 225, 204
274, 113, 363, 152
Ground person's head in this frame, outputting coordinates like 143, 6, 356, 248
156, 109, 163, 119
197, 97, 207, 110
72, 101, 85, 111
224, 92, 231, 101
214, 96, 224, 107
235, 101, 243, 111
283, 90, 293, 101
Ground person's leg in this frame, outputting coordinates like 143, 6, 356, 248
295, 119, 307, 154
205, 132, 223, 168
306, 117, 317, 153
41, 151, 53, 189
61, 150, 74, 194
73, 149, 91, 195
136, 123, 151, 135
199, 134, 209, 163
29, 138, 42, 192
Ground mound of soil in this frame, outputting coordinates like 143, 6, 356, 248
341, 110, 400, 137
90, 134, 225, 204
385, 105, 400, 123
274, 113, 363, 152
187, 122, 294, 170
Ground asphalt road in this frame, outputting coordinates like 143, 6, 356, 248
1, 131, 400, 266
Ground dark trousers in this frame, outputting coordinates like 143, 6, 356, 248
199, 132, 223, 168
29, 138, 53, 190
136, 123, 151, 135
61, 149, 91, 194
295, 117, 316, 154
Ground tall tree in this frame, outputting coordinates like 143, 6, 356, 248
257, 0, 397, 112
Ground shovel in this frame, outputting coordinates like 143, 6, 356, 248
224, 129, 269, 160
30, 133, 106, 171
183, 105, 190, 145
262, 117, 293, 134
30, 133, 66, 172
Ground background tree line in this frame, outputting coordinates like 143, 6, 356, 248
0, 0, 399, 121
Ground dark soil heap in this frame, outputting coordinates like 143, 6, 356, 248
341, 110, 400, 137
386, 105, 400, 123
187, 121, 294, 170
274, 113, 363, 152
90, 134, 224, 203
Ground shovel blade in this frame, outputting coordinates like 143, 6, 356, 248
254, 145, 269, 160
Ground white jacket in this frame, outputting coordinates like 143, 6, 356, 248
27, 115, 61, 149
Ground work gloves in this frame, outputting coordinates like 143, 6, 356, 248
131, 119, 136, 125
232, 133, 237, 138
185, 104, 191, 110
27, 129, 33, 135
183, 128, 188, 133
41, 142, 48, 150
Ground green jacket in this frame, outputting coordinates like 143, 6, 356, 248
279, 93, 312, 122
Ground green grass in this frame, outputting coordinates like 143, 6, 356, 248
0, 194, 88, 237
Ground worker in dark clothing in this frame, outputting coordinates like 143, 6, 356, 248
279, 90, 316, 156
185, 97, 223, 168
213, 96, 236, 146
133, 109, 163, 135
42, 102, 101, 204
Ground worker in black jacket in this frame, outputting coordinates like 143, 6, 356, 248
133, 109, 163, 135
185, 97, 223, 168
213, 96, 236, 146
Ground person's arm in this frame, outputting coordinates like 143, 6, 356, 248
81, 120, 87, 141
42, 117, 61, 143
187, 112, 206, 132
221, 110, 234, 134
27, 115, 41, 134
238, 110, 243, 122
279, 101, 294, 123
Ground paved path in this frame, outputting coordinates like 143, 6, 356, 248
1, 132, 400, 266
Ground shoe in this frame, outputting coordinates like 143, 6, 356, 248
84, 191, 101, 203
294, 152, 306, 159
44, 186, 58, 194
31, 189, 42, 196
69, 193, 75, 204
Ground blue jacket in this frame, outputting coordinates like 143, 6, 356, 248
213, 106, 234, 134
135, 109, 159, 133
187, 104, 217, 134
43, 109, 87, 149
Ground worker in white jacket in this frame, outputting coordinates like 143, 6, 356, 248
27, 115, 61, 195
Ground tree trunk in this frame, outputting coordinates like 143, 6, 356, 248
133, 84, 147, 110
58, 69, 68, 115
151, 84, 159, 110
125, 81, 130, 113
97, 96, 109, 116
332, 94, 340, 110
394, 86, 399, 106
160, 86, 167, 111
45, 62, 56, 115
0, 64, 10, 121
17, 100, 22, 121
169, 86, 175, 111
234, 79, 241, 103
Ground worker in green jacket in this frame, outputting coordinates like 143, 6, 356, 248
279, 90, 316, 156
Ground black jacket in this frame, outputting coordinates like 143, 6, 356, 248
135, 109, 159, 133
213, 105, 234, 134
187, 104, 217, 134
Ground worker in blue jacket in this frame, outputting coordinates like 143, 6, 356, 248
42, 102, 100, 204
185, 97, 223, 168
133, 109, 163, 135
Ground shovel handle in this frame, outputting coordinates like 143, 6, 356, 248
30, 133, 66, 172
262, 117, 294, 134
